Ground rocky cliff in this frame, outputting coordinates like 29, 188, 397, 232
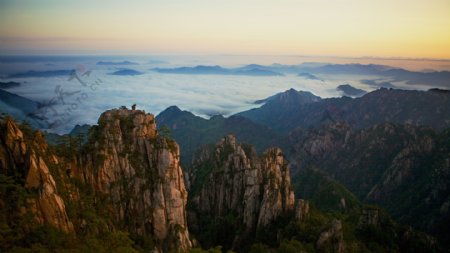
0, 108, 192, 252
0, 117, 74, 233
187, 135, 295, 249
287, 122, 450, 244
77, 108, 191, 252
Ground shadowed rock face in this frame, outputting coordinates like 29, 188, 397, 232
316, 219, 345, 253
287, 121, 450, 242
295, 199, 310, 221
0, 118, 74, 233
188, 134, 294, 248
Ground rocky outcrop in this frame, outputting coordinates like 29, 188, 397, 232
288, 122, 450, 242
366, 131, 435, 201
316, 219, 345, 253
288, 122, 351, 164
359, 208, 380, 227
80, 108, 191, 252
295, 199, 310, 221
0, 108, 193, 252
0, 118, 74, 233
188, 135, 294, 248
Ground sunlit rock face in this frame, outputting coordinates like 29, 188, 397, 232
80, 108, 191, 252
0, 108, 192, 252
0, 118, 74, 233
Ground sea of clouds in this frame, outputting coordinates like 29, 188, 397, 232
0, 55, 435, 133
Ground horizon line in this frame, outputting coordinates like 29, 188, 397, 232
1, 52, 450, 62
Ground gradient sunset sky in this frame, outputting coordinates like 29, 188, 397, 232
1, 0, 449, 58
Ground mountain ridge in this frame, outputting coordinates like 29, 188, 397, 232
237, 88, 450, 133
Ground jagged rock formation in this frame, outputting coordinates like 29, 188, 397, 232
78, 108, 191, 252
316, 219, 345, 253
0, 108, 192, 252
0, 118, 74, 232
295, 199, 310, 221
187, 134, 294, 249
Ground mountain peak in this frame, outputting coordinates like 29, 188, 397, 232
219, 134, 237, 148
98, 107, 157, 139
157, 106, 198, 125
276, 88, 321, 104
254, 88, 321, 105
85, 107, 192, 250
164, 105, 182, 113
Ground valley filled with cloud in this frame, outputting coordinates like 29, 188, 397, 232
0, 55, 447, 133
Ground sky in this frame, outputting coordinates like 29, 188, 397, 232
0, 0, 450, 58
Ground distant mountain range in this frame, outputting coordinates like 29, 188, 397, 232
0, 81, 20, 89
286, 63, 450, 88
45, 123, 91, 145
155, 88, 450, 167
109, 68, 143, 76
154, 63, 450, 88
148, 59, 168, 64
298, 72, 323, 81
153, 65, 283, 76
237, 88, 450, 133
336, 84, 367, 97
97, 60, 139, 65
5, 63, 450, 88
0, 88, 49, 128
9, 69, 73, 78
361, 79, 397, 89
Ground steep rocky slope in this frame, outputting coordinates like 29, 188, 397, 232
0, 117, 74, 233
187, 135, 295, 250
0, 108, 192, 252
287, 122, 450, 244
78, 108, 191, 251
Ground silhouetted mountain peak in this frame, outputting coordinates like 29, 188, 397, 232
193, 65, 223, 70
337, 84, 367, 97
244, 64, 265, 69
109, 68, 143, 76
210, 114, 225, 120
274, 89, 321, 104
255, 88, 321, 105
428, 88, 450, 94
157, 106, 198, 125
164, 105, 182, 114
154, 65, 283, 76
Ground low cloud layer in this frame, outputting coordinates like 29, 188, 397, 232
0, 56, 441, 134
